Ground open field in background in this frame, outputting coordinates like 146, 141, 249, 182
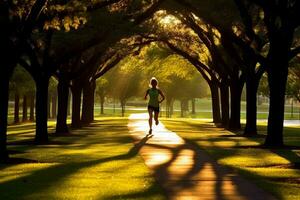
162, 119, 300, 200
7, 98, 300, 125
1, 117, 165, 200
96, 98, 300, 118
93, 98, 300, 120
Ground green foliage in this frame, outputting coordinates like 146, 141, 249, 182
97, 56, 144, 107
96, 42, 209, 109
9, 0, 88, 31
286, 60, 300, 102
96, 77, 109, 98
9, 65, 35, 96
259, 60, 300, 102
140, 43, 209, 101
258, 73, 269, 97
48, 77, 58, 95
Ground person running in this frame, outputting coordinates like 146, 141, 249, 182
144, 77, 165, 134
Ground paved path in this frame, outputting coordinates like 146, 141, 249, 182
128, 113, 276, 200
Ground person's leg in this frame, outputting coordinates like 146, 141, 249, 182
154, 111, 159, 125
148, 108, 153, 132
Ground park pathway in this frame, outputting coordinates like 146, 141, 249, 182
128, 113, 276, 200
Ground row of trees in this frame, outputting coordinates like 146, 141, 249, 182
0, 0, 164, 161
9, 67, 63, 124
1, 0, 299, 162
9, 66, 35, 123
145, 0, 300, 147
95, 43, 209, 117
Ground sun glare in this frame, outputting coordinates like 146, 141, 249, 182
159, 15, 180, 26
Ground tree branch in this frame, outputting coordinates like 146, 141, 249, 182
163, 39, 214, 79
92, 54, 122, 81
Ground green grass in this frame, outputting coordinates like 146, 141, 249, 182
1, 117, 166, 200
7, 98, 300, 124
94, 106, 146, 117
162, 118, 300, 200
91, 98, 300, 120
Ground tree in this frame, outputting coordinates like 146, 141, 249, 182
0, 0, 165, 161
287, 59, 300, 103
96, 78, 109, 115
144, 13, 227, 124
234, 0, 300, 146
9, 66, 35, 124
135, 43, 209, 118
108, 57, 143, 117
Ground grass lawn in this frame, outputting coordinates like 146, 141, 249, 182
7, 98, 300, 124
90, 98, 300, 120
162, 118, 300, 200
1, 117, 165, 200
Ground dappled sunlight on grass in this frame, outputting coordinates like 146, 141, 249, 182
1, 118, 166, 200
217, 150, 291, 167
163, 118, 300, 200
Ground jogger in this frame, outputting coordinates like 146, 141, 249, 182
144, 77, 165, 134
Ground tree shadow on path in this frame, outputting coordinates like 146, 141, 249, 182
107, 115, 276, 200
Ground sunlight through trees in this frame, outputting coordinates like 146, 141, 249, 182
1, 0, 299, 165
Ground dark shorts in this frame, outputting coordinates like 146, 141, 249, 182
148, 105, 160, 112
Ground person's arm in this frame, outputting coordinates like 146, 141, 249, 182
158, 90, 165, 103
144, 89, 149, 100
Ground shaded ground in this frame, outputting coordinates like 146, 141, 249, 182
129, 113, 275, 200
163, 118, 300, 200
2, 114, 299, 200
1, 117, 165, 200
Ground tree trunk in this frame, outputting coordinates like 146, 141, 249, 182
184, 99, 189, 112
71, 80, 82, 128
264, 36, 291, 146
55, 78, 70, 134
29, 94, 35, 121
166, 99, 171, 118
14, 93, 20, 124
113, 98, 116, 113
90, 81, 96, 121
220, 84, 229, 127
47, 95, 51, 119
244, 74, 258, 136
81, 80, 95, 125
67, 91, 71, 116
0, 6, 17, 160
170, 100, 174, 117
228, 81, 242, 130
0, 74, 10, 161
51, 92, 57, 119
22, 95, 28, 122
100, 96, 105, 114
191, 98, 196, 114
209, 83, 222, 124
180, 100, 184, 117
35, 77, 49, 144
120, 100, 126, 117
